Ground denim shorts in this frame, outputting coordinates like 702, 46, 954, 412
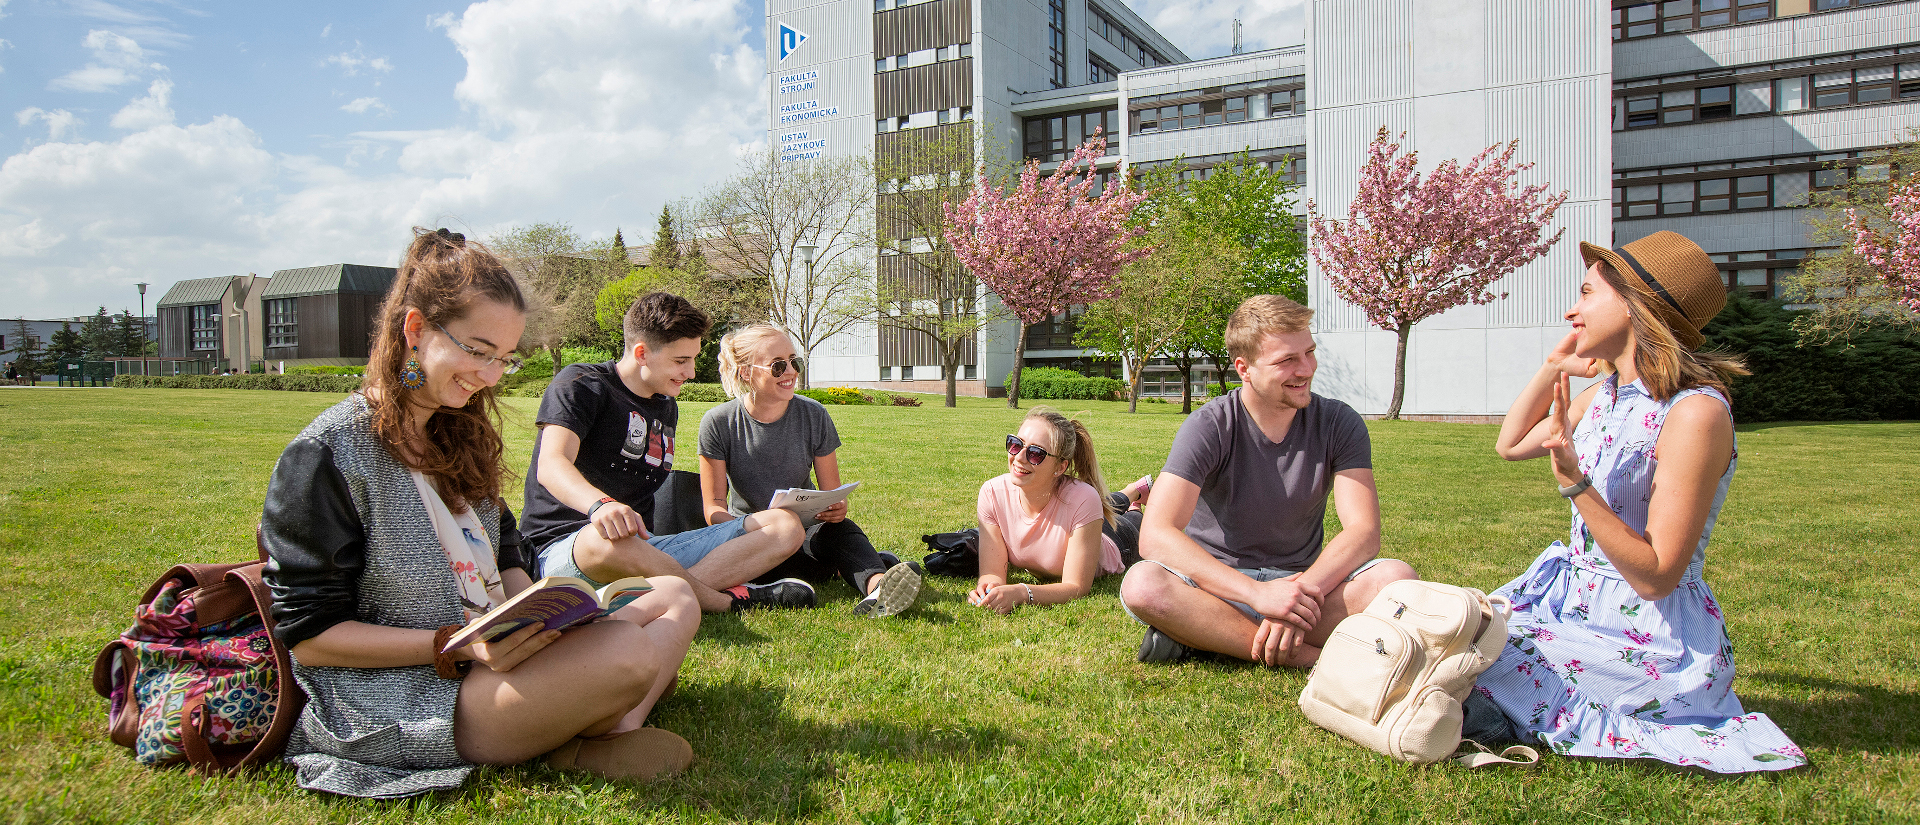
537, 518, 749, 588
1121, 557, 1395, 625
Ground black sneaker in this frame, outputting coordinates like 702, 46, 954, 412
876, 551, 903, 570
853, 561, 925, 618
1136, 627, 1195, 663
731, 578, 817, 611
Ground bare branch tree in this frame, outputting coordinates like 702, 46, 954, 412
695, 150, 874, 389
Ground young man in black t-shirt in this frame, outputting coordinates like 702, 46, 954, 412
522, 292, 812, 613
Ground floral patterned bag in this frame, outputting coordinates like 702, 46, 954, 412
91, 557, 305, 775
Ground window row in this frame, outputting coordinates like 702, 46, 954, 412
1132, 150, 1306, 187
190, 304, 221, 352
1616, 54, 1920, 130
1049, 0, 1068, 88
266, 298, 297, 348
1132, 88, 1304, 134
876, 42, 970, 73
1088, 4, 1172, 68
1612, 0, 1899, 41
1088, 54, 1120, 84
873, 0, 936, 11
1711, 250, 1806, 301
878, 106, 973, 133
1022, 108, 1121, 162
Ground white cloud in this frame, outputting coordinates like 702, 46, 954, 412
1128, 0, 1306, 58
0, 0, 768, 319
111, 78, 174, 130
320, 23, 332, 39
340, 96, 391, 116
16, 107, 81, 141
49, 29, 155, 92
324, 46, 394, 76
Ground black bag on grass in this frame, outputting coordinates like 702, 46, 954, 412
920, 528, 979, 578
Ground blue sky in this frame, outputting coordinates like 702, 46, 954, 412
0, 0, 1297, 320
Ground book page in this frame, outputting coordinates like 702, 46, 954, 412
767, 481, 860, 523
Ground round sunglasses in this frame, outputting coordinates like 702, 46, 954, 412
1005, 434, 1061, 465
750, 356, 805, 378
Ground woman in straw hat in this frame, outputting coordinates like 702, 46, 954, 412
1479, 231, 1805, 772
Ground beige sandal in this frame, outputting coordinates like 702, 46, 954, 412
546, 728, 693, 781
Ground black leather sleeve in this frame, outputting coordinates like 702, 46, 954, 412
497, 503, 531, 577
261, 437, 366, 649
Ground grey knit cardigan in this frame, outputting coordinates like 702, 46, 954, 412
260, 395, 521, 798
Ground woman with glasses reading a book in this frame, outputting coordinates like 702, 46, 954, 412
968, 407, 1152, 613
697, 323, 926, 617
259, 228, 700, 798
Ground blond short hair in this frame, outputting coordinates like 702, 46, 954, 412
1225, 295, 1313, 362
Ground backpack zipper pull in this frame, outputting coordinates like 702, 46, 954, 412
1375, 638, 1388, 656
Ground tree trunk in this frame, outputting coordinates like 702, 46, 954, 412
1007, 326, 1027, 409
944, 343, 961, 408
1211, 353, 1232, 396
1177, 353, 1194, 414
548, 343, 567, 375
1387, 322, 1412, 420
797, 342, 811, 391
1126, 353, 1143, 414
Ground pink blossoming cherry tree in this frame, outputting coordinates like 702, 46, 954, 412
1846, 172, 1920, 313
1308, 128, 1568, 419
944, 132, 1150, 408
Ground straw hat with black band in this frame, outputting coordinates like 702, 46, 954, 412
1578, 230, 1726, 351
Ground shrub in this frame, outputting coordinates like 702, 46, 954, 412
114, 374, 364, 393
678, 383, 729, 403
1004, 367, 1128, 401
1702, 294, 1920, 422
284, 365, 365, 376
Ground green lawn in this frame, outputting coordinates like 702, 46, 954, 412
0, 388, 1914, 824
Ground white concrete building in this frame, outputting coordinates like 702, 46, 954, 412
764, 0, 1920, 414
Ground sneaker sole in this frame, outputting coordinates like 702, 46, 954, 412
864, 562, 924, 618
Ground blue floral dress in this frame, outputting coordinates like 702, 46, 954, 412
1475, 376, 1806, 773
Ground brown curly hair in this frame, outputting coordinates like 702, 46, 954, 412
366, 228, 526, 511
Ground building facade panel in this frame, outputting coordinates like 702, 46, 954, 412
875, 0, 972, 56
1613, 2, 1920, 78
1310, 0, 1415, 109
1613, 98, 1920, 167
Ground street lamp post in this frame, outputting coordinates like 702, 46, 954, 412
135, 282, 149, 376
797, 244, 815, 390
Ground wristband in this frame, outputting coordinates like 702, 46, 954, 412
1023, 584, 1035, 606
432, 625, 469, 680
586, 496, 616, 518
1558, 475, 1593, 498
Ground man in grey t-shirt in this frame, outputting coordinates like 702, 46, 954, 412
1119, 295, 1418, 667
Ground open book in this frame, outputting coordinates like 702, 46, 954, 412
769, 482, 860, 523
440, 575, 652, 652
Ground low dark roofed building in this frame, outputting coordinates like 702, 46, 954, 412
259, 264, 397, 366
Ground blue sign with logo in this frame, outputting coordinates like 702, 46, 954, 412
778, 23, 808, 62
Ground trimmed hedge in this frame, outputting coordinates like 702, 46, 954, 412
1703, 294, 1920, 422
1004, 367, 1128, 401
678, 383, 730, 403
796, 387, 922, 407
285, 365, 365, 376
114, 374, 364, 393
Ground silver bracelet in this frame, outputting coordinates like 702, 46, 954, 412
1023, 584, 1034, 606
1559, 475, 1592, 498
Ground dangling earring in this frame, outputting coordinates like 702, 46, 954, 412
400, 345, 426, 389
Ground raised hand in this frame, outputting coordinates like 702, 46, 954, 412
1540, 375, 1583, 485
1547, 330, 1601, 379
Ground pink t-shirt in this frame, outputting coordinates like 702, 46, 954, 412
976, 474, 1122, 576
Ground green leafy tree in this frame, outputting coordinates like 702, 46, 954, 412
81, 307, 116, 359
1789, 132, 1920, 343
489, 223, 631, 369
114, 310, 149, 356
1164, 152, 1308, 395
45, 321, 83, 366
650, 205, 683, 272
8, 318, 42, 379
1077, 163, 1243, 413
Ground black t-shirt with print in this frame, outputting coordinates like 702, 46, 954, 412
521, 361, 678, 551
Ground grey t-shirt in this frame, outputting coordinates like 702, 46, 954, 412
1160, 388, 1372, 571
697, 395, 843, 515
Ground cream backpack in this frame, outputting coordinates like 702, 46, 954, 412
1298, 580, 1537, 767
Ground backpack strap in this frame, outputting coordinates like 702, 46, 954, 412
1451, 740, 1540, 769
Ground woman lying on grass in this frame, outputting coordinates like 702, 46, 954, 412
260, 228, 699, 798
968, 407, 1152, 613
1481, 230, 1806, 773
697, 323, 925, 617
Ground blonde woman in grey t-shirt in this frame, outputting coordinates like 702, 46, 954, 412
696, 324, 925, 617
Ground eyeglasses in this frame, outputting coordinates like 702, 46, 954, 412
750, 356, 805, 378
436, 323, 524, 375
1006, 434, 1060, 465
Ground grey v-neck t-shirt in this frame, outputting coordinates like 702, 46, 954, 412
1159, 389, 1371, 571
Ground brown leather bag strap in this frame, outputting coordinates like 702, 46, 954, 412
138, 562, 256, 606
227, 563, 307, 770
178, 694, 251, 776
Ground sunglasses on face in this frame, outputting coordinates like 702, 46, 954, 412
1006, 434, 1061, 465
750, 356, 805, 378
